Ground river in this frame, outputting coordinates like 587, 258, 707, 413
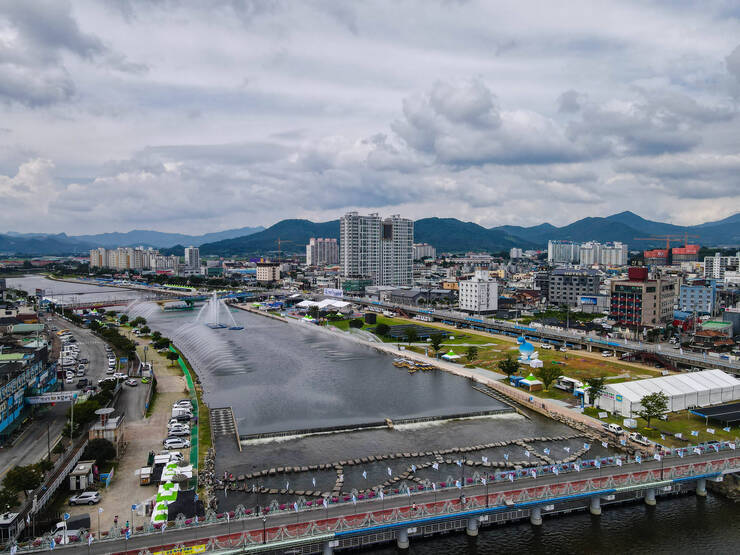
8, 276, 739, 553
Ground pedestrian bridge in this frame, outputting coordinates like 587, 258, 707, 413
14, 444, 740, 554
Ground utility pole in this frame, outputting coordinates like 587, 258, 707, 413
47, 421, 51, 462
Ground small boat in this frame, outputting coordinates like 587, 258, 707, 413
228, 326, 244, 330
206, 323, 228, 329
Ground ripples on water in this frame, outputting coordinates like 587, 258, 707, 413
127, 301, 504, 434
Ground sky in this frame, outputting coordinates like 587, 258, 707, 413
1, 0, 740, 235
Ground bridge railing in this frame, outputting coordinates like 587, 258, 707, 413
12, 448, 740, 552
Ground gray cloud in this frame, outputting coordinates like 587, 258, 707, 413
1, 1, 739, 233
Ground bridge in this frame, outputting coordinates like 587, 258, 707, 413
345, 298, 740, 375
14, 443, 740, 554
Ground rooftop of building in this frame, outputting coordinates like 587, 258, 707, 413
551, 268, 601, 276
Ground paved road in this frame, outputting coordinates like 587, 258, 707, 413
41, 449, 737, 554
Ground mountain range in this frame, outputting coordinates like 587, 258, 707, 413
0, 227, 264, 255
1, 212, 737, 256
197, 211, 740, 256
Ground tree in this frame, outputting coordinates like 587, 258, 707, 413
430, 334, 444, 356
3, 465, 43, 498
166, 351, 180, 366
404, 327, 418, 343
497, 353, 520, 379
151, 331, 162, 341
585, 377, 607, 407
636, 392, 669, 428
153, 338, 171, 350
130, 317, 147, 328
140, 325, 151, 335
465, 346, 479, 363
82, 438, 117, 467
68, 400, 101, 429
0, 487, 19, 510
349, 318, 364, 329
308, 306, 320, 319
119, 314, 129, 325
375, 323, 390, 336
536, 365, 562, 391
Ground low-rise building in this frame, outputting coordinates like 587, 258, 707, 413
609, 267, 678, 327
679, 280, 717, 314
458, 270, 498, 314
548, 268, 600, 307
256, 262, 281, 282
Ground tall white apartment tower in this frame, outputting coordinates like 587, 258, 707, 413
184, 246, 200, 270
306, 238, 339, 266
340, 212, 413, 286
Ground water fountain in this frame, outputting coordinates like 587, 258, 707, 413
196, 292, 243, 330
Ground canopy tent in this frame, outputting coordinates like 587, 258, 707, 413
596, 369, 740, 417
441, 350, 461, 360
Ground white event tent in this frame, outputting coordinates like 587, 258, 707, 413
595, 369, 740, 418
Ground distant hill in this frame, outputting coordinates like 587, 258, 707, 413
199, 219, 340, 256
2, 211, 737, 256
74, 226, 264, 248
414, 218, 536, 252
491, 211, 740, 247
199, 217, 537, 256
0, 233, 92, 256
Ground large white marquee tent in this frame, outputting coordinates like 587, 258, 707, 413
595, 369, 740, 418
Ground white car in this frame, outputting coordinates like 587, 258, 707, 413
69, 491, 100, 505
113, 372, 128, 380
559, 346, 568, 352
540, 344, 553, 350
163, 438, 190, 449
602, 351, 613, 357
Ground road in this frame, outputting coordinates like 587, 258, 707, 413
0, 314, 148, 481
39, 447, 737, 554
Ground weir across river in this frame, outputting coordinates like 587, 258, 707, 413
20, 445, 740, 554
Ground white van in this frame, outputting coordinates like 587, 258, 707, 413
607, 423, 624, 435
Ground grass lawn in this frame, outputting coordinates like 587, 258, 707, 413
583, 407, 738, 447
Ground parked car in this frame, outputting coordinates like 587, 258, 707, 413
113, 372, 128, 380
167, 428, 190, 437
79, 358, 89, 364
606, 423, 625, 435
540, 344, 553, 350
141, 377, 151, 384
76, 369, 85, 377
602, 351, 613, 357
629, 432, 651, 446
163, 438, 191, 449
125, 379, 138, 387
559, 346, 568, 352
69, 491, 100, 505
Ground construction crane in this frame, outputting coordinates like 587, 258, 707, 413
634, 233, 700, 250
275, 238, 294, 260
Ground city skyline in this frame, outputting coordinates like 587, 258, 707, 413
1, 1, 740, 234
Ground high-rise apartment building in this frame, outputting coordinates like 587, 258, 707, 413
340, 212, 413, 286
579, 242, 601, 266
600, 242, 629, 266
413, 243, 436, 260
184, 246, 200, 270
547, 240, 579, 264
458, 270, 498, 313
306, 238, 339, 266
704, 253, 740, 280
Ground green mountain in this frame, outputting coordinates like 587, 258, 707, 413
199, 217, 536, 256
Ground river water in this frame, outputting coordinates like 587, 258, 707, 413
9, 276, 739, 552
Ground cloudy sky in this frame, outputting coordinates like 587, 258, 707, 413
1, 0, 740, 234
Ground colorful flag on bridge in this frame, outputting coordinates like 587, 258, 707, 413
584, 443, 590, 450
456, 460, 463, 467
730, 443, 736, 450
524, 450, 530, 458
707, 428, 715, 434
508, 473, 514, 482
723, 427, 731, 433
635, 455, 642, 464
691, 430, 699, 436
616, 457, 622, 466
432, 462, 439, 470
323, 497, 329, 508
455, 480, 461, 489
387, 467, 392, 476
601, 441, 608, 448
504, 453, 509, 460
482, 456, 488, 463
543, 448, 550, 455
654, 453, 662, 461
362, 470, 367, 480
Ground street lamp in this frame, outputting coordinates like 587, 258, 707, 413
262, 516, 267, 544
